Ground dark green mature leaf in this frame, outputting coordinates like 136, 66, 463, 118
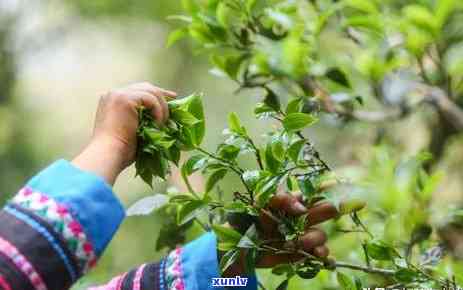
272, 264, 294, 276
265, 143, 282, 173
296, 261, 321, 279
255, 175, 281, 206
182, 154, 206, 176
276, 279, 289, 290
283, 113, 317, 132
337, 272, 356, 290
394, 268, 419, 283
206, 169, 228, 192
325, 68, 351, 88
218, 144, 240, 160
297, 175, 316, 199
272, 139, 285, 162
354, 277, 362, 290
366, 241, 399, 261
287, 140, 305, 163
264, 88, 281, 112
177, 199, 206, 225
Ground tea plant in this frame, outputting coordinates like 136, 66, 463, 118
130, 0, 463, 288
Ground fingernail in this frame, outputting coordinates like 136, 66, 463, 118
292, 201, 308, 214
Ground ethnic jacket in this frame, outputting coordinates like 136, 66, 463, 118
0, 160, 257, 290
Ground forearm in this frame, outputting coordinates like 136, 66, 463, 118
72, 135, 128, 185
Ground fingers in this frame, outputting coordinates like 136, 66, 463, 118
298, 228, 327, 250
131, 91, 165, 126
125, 82, 177, 125
256, 228, 329, 267
312, 245, 329, 258
129, 82, 177, 98
306, 202, 338, 226
269, 193, 308, 216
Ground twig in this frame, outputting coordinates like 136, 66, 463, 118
195, 146, 254, 195
246, 137, 264, 170
334, 261, 395, 275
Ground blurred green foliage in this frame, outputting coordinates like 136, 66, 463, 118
0, 0, 463, 289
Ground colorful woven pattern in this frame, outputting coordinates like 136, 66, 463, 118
12, 187, 97, 273
165, 248, 185, 290
0, 235, 47, 290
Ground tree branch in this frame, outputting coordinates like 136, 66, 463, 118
420, 85, 463, 131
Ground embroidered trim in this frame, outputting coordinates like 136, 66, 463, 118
165, 248, 185, 290
0, 235, 47, 290
12, 187, 97, 272
159, 259, 166, 290
4, 205, 77, 282
0, 275, 12, 290
133, 264, 146, 290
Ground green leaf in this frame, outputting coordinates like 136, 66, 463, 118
255, 176, 280, 206
254, 102, 276, 118
325, 68, 351, 88
337, 272, 356, 290
218, 144, 240, 160
166, 145, 181, 165
182, 0, 199, 14
242, 170, 267, 190
206, 168, 228, 192
216, 1, 242, 29
220, 249, 240, 273
366, 241, 399, 261
228, 112, 246, 135
354, 277, 362, 290
212, 224, 242, 244
287, 140, 305, 163
265, 143, 282, 173
271, 139, 285, 162
403, 5, 437, 34
211, 54, 244, 80
264, 88, 281, 112
297, 175, 316, 199
345, 0, 378, 14
182, 154, 206, 176
276, 279, 289, 290
177, 200, 206, 225
224, 201, 248, 213
283, 113, 318, 132
171, 109, 200, 126
167, 27, 189, 48
394, 268, 419, 283
286, 97, 302, 114
187, 94, 206, 146
272, 264, 294, 276
436, 0, 457, 28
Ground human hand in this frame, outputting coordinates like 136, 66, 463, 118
224, 192, 339, 276
72, 82, 176, 184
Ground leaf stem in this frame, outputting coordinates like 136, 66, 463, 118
333, 261, 395, 276
195, 146, 254, 198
